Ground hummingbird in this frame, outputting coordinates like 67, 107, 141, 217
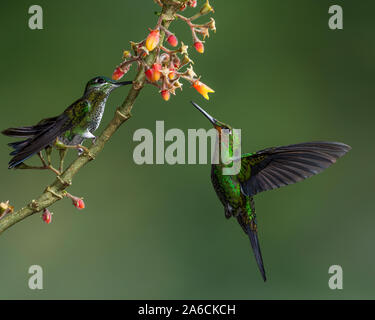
191, 101, 351, 281
2, 76, 132, 169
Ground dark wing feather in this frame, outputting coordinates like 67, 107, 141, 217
7, 114, 73, 168
9, 139, 33, 155
2, 116, 60, 138
4, 99, 92, 168
239, 142, 351, 197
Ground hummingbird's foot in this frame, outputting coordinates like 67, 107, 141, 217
76, 144, 95, 160
53, 139, 95, 160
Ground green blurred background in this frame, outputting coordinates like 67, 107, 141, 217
0, 0, 373, 299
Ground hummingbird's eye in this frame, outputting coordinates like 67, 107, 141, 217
96, 78, 105, 84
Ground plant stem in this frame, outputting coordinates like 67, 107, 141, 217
0, 1, 182, 235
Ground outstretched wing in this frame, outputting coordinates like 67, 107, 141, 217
238, 142, 351, 197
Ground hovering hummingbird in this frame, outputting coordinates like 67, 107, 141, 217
191, 101, 351, 281
2, 76, 132, 169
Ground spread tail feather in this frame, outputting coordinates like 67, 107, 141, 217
2, 127, 43, 138
9, 139, 33, 155
2, 116, 61, 138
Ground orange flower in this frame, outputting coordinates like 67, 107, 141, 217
193, 80, 215, 100
194, 41, 204, 54
168, 67, 176, 80
152, 63, 162, 81
145, 29, 160, 52
145, 63, 161, 82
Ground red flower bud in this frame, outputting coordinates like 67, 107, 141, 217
145, 68, 154, 82
161, 90, 170, 101
189, 0, 197, 8
194, 41, 204, 54
42, 208, 52, 224
65, 192, 85, 210
112, 67, 125, 81
74, 199, 85, 210
167, 34, 178, 47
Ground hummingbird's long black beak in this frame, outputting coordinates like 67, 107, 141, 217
115, 80, 133, 86
191, 101, 217, 126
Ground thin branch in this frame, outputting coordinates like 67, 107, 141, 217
0, 1, 182, 235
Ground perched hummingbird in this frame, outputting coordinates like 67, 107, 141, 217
2, 76, 132, 169
191, 101, 351, 281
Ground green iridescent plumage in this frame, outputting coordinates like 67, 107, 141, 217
191, 101, 351, 281
2, 76, 132, 168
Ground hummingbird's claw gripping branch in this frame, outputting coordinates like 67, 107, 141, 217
54, 138, 95, 161
76, 145, 95, 160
